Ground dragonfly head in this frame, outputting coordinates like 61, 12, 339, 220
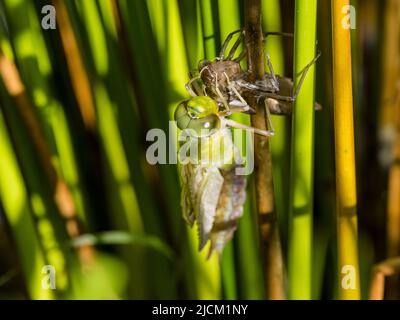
174, 96, 221, 137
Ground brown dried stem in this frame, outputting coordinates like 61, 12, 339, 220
369, 257, 400, 300
244, 0, 285, 299
52, 0, 97, 132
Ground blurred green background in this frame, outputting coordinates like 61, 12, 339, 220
0, 0, 398, 300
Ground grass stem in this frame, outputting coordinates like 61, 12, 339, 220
288, 0, 318, 300
331, 0, 360, 300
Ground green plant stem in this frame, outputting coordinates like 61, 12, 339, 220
288, 0, 318, 300
262, 0, 290, 259
199, 0, 219, 59
0, 107, 53, 299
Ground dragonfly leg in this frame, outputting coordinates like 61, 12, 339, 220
232, 31, 291, 63
223, 72, 250, 112
224, 114, 274, 137
218, 29, 244, 60
226, 31, 245, 60
186, 75, 201, 97
265, 54, 279, 90
261, 51, 321, 103
291, 51, 321, 100
188, 65, 210, 97
218, 102, 254, 117
234, 49, 247, 62
214, 73, 231, 114
263, 31, 293, 42
202, 84, 208, 96
264, 98, 275, 135
223, 98, 275, 137
226, 32, 291, 63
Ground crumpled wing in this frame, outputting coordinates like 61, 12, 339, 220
209, 167, 246, 254
179, 163, 196, 226
196, 167, 224, 251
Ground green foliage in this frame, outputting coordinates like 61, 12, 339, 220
0, 0, 391, 300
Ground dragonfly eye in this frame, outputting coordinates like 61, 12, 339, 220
188, 114, 221, 138
174, 101, 192, 130
187, 96, 219, 117
175, 96, 220, 135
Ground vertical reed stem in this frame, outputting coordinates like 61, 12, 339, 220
288, 0, 318, 300
0, 50, 94, 267
244, 0, 285, 299
332, 0, 361, 300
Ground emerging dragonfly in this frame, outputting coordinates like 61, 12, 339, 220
175, 95, 273, 257
176, 29, 320, 257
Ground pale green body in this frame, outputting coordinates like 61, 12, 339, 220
179, 127, 246, 255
